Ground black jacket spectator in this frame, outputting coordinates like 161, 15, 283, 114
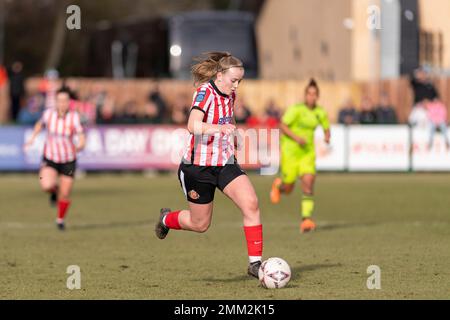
338, 99, 359, 125
375, 93, 397, 124
148, 87, 167, 123
7, 61, 26, 122
234, 98, 252, 124
359, 97, 377, 125
410, 68, 438, 105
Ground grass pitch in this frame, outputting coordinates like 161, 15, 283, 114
1, 172, 449, 299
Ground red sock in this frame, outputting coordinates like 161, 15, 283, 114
164, 211, 181, 230
58, 200, 71, 220
244, 224, 263, 262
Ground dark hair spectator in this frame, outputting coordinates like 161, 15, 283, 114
264, 99, 281, 120
85, 84, 109, 124
359, 96, 377, 125
170, 94, 189, 125
148, 85, 167, 123
17, 92, 45, 125
410, 67, 438, 106
117, 100, 139, 124
7, 61, 26, 122
375, 92, 398, 124
140, 101, 161, 124
338, 98, 359, 125
96, 99, 117, 125
234, 97, 252, 124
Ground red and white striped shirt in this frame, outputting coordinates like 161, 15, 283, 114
40, 108, 84, 163
183, 80, 235, 166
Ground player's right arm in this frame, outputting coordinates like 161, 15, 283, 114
279, 123, 306, 146
24, 109, 49, 150
187, 109, 235, 135
23, 120, 44, 149
187, 87, 234, 135
279, 106, 306, 146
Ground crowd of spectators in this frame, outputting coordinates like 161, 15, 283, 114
1, 63, 447, 135
337, 93, 398, 125
0, 63, 282, 127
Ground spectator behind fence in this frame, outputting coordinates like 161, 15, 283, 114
7, 61, 26, 122
86, 84, 109, 124
234, 98, 252, 124
358, 96, 377, 125
375, 92, 398, 124
408, 102, 429, 129
96, 99, 117, 124
140, 100, 161, 124
426, 98, 450, 150
17, 92, 45, 125
265, 99, 281, 120
410, 67, 438, 107
338, 98, 359, 125
258, 99, 279, 128
148, 85, 168, 123
170, 94, 189, 125
117, 100, 139, 124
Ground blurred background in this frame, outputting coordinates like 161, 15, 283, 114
0, 0, 449, 172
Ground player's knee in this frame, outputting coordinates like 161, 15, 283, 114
195, 224, 210, 233
193, 220, 210, 233
41, 183, 54, 193
245, 196, 259, 214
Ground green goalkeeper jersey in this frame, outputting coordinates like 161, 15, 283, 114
281, 103, 330, 155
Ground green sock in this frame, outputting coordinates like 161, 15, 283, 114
301, 195, 314, 219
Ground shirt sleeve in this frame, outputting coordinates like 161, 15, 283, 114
39, 109, 51, 127
191, 87, 212, 114
317, 108, 330, 130
281, 105, 299, 127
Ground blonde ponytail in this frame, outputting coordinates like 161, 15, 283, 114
191, 51, 244, 86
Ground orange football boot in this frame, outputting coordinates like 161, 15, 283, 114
270, 178, 282, 204
300, 218, 316, 233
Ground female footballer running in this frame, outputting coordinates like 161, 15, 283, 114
270, 79, 330, 233
154, 52, 263, 278
24, 87, 85, 230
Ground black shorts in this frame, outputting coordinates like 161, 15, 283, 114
178, 159, 246, 204
42, 157, 77, 178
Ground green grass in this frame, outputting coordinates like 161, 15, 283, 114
1, 173, 450, 299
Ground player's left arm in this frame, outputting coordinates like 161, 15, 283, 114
318, 108, 331, 144
76, 133, 86, 152
73, 112, 86, 152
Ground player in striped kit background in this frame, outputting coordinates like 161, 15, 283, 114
24, 87, 86, 230
155, 52, 264, 278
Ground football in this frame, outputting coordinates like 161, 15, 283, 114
258, 257, 291, 289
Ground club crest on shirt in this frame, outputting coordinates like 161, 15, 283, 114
196, 93, 206, 102
188, 190, 200, 200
